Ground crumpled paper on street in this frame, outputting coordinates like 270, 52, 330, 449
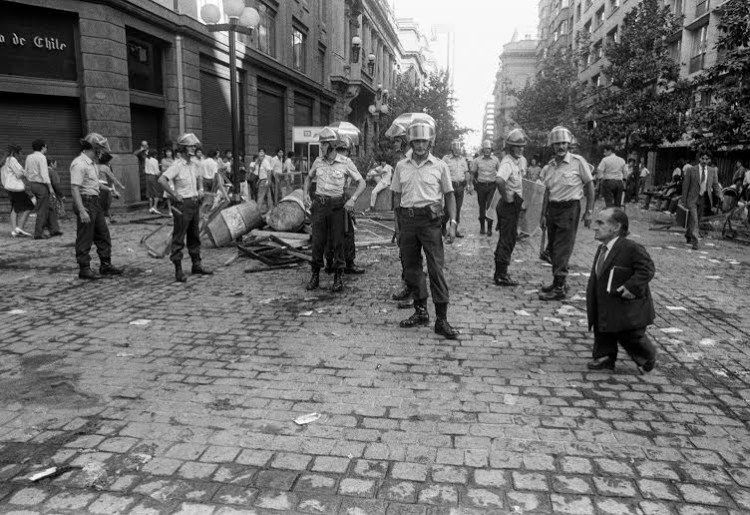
544, 317, 571, 327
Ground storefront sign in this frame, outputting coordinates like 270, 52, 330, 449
293, 126, 325, 143
0, 2, 77, 81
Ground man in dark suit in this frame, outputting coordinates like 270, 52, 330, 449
586, 208, 657, 373
681, 150, 723, 250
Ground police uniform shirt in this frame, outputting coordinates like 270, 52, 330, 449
163, 157, 201, 198
391, 153, 454, 208
471, 154, 500, 183
309, 153, 362, 198
597, 154, 626, 180
497, 154, 526, 203
70, 153, 100, 196
443, 154, 469, 183
541, 153, 593, 202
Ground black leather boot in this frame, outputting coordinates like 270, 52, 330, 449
331, 270, 344, 292
493, 265, 518, 286
400, 301, 429, 328
539, 276, 566, 300
306, 269, 320, 290
191, 262, 214, 275
486, 220, 493, 235
79, 267, 100, 281
344, 261, 365, 274
99, 261, 123, 276
434, 302, 458, 339
174, 261, 187, 283
479, 219, 486, 235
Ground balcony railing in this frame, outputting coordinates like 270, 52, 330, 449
689, 53, 704, 73
695, 0, 709, 18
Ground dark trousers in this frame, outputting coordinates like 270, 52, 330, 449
545, 200, 581, 278
74, 195, 111, 268
247, 175, 258, 201
685, 193, 709, 243
399, 211, 449, 304
311, 196, 346, 271
494, 196, 523, 270
475, 181, 495, 222
30, 182, 59, 237
442, 182, 465, 231
100, 189, 112, 217
601, 179, 624, 208
593, 326, 657, 366
170, 198, 202, 263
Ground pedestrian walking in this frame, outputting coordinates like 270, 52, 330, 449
442, 139, 471, 239
493, 128, 528, 286
71, 133, 123, 280
270, 148, 285, 205
1, 145, 34, 237
256, 149, 274, 212
471, 140, 500, 236
303, 127, 365, 292
538, 126, 595, 301
391, 117, 459, 339
24, 139, 60, 239
596, 144, 626, 208
681, 150, 722, 250
158, 133, 213, 283
586, 208, 657, 373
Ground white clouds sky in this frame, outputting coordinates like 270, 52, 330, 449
394, 0, 539, 145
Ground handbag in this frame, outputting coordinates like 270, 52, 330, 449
1, 161, 26, 192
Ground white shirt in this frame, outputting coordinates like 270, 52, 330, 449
699, 165, 708, 195
145, 157, 160, 176
203, 158, 219, 180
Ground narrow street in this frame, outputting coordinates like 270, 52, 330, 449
1, 195, 750, 514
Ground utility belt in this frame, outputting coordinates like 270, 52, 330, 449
548, 199, 580, 207
398, 202, 443, 220
313, 194, 345, 206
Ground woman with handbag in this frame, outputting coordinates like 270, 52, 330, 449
1, 145, 34, 237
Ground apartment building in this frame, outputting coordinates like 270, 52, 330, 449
493, 34, 539, 144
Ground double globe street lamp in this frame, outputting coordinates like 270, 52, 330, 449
200, 0, 259, 203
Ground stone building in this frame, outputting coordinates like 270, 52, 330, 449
0, 0, 400, 210
492, 33, 539, 144
395, 18, 437, 89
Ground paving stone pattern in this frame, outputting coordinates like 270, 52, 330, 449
0, 198, 749, 514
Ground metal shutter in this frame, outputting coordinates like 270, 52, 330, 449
257, 80, 285, 154
0, 93, 82, 211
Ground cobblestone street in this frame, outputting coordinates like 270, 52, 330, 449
1, 196, 749, 514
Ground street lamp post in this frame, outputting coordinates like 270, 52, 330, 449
200, 0, 259, 203
368, 84, 389, 152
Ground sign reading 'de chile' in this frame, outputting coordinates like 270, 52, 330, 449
0, 2, 78, 81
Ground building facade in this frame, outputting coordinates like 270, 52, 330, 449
395, 18, 438, 89
492, 34, 539, 144
0, 0, 400, 211
482, 101, 496, 144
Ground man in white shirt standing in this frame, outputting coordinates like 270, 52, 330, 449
256, 149, 274, 212
366, 158, 393, 212
596, 144, 626, 208
24, 138, 60, 239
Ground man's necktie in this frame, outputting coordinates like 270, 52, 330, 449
596, 244, 608, 276
701, 166, 706, 184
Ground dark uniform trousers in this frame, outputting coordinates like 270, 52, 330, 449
442, 181, 465, 231
398, 208, 449, 304
494, 194, 523, 268
170, 198, 202, 263
593, 327, 656, 366
30, 181, 60, 237
601, 179, 624, 207
311, 195, 346, 271
546, 200, 581, 278
74, 195, 111, 268
475, 181, 494, 223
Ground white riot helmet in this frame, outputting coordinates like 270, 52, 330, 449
450, 139, 463, 154
481, 139, 492, 151
82, 132, 111, 152
176, 133, 201, 148
406, 120, 436, 145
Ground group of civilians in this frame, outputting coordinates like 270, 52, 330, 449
136, 140, 299, 215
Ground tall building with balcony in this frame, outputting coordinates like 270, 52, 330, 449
482, 102, 496, 145
396, 18, 438, 88
493, 32, 539, 144
538, 0, 574, 63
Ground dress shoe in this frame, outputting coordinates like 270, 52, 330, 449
34, 234, 50, 240
434, 318, 459, 339
479, 228, 486, 235
455, 229, 464, 238
50, 231, 63, 237
15, 228, 32, 237
587, 356, 616, 370
539, 250, 552, 264
392, 286, 411, 301
78, 268, 100, 280
691, 241, 699, 250
191, 263, 214, 275
174, 262, 187, 283
639, 357, 656, 374
100, 264, 124, 276
493, 273, 519, 287
344, 263, 365, 274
